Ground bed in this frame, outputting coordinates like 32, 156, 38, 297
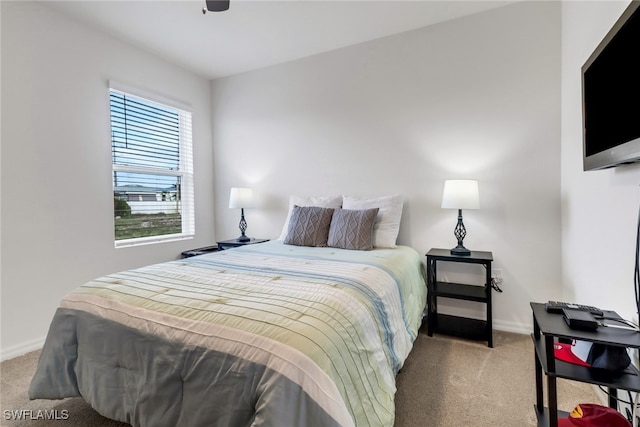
29, 196, 427, 427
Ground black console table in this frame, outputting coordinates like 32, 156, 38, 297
426, 248, 493, 347
531, 302, 640, 427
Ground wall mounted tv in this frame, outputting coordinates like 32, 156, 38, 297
582, 1, 640, 171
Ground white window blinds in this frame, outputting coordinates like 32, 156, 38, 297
110, 86, 194, 246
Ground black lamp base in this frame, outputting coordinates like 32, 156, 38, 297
236, 208, 250, 243
450, 245, 471, 256
450, 209, 471, 256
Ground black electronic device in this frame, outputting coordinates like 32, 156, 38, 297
563, 308, 599, 331
582, 1, 640, 171
545, 301, 604, 317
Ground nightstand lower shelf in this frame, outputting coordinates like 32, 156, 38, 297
430, 313, 488, 342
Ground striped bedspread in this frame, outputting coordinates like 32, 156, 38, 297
29, 241, 427, 427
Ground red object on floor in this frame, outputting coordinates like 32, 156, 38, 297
558, 403, 631, 427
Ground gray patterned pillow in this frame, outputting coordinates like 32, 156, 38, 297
283, 205, 335, 247
327, 208, 379, 251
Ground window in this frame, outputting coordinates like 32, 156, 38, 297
110, 84, 194, 247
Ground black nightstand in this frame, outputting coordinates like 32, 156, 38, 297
426, 248, 494, 347
217, 238, 269, 251
181, 245, 219, 258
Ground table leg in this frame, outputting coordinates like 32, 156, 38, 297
545, 334, 558, 427
486, 261, 493, 347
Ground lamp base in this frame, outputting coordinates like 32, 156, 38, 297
450, 209, 471, 256
450, 245, 471, 256
236, 208, 250, 243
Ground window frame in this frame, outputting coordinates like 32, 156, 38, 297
109, 82, 195, 248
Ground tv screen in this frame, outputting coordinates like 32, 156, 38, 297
582, 1, 640, 171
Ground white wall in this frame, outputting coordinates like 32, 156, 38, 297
561, 1, 640, 321
3, 0, 593, 358
0, 1, 216, 360
211, 1, 562, 333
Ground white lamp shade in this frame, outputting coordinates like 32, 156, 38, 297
229, 187, 254, 208
441, 180, 480, 210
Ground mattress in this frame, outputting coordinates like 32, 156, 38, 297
29, 241, 427, 427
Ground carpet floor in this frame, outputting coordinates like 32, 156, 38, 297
0, 329, 603, 426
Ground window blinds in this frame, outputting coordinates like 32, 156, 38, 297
110, 91, 180, 170
110, 88, 194, 245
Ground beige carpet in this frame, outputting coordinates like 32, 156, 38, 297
0, 330, 602, 427
394, 330, 603, 426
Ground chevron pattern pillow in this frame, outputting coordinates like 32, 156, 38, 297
283, 205, 335, 247
327, 208, 379, 251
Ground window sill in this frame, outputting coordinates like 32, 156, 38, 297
115, 233, 194, 249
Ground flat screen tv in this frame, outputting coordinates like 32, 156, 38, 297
582, 1, 640, 171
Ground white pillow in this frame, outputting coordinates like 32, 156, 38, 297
342, 195, 403, 248
278, 195, 343, 241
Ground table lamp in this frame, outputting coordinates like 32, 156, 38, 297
229, 187, 254, 242
441, 179, 479, 256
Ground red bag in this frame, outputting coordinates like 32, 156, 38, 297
558, 403, 631, 427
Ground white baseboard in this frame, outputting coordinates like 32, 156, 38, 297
493, 319, 532, 335
1, 336, 45, 362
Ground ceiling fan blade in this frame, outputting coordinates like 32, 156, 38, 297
205, 0, 230, 12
